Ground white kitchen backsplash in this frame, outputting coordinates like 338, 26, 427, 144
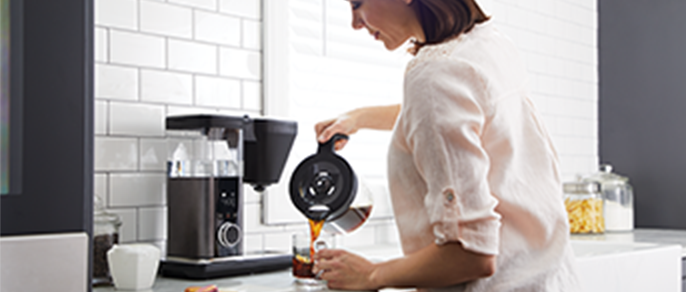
94, 0, 598, 255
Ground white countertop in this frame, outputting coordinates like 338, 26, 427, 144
92, 264, 389, 292
95, 270, 300, 292
94, 228, 686, 292
569, 228, 685, 292
94, 244, 405, 292
571, 228, 686, 256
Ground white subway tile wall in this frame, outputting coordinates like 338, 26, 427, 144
140, 1, 193, 38
218, 0, 261, 19
110, 30, 166, 68
94, 0, 598, 255
95, 136, 138, 171
168, 39, 218, 74
94, 101, 108, 135
94, 174, 108, 207
194, 75, 241, 108
140, 69, 194, 104
139, 138, 167, 171
109, 173, 166, 207
109, 102, 165, 136
242, 20, 262, 50
243, 233, 264, 254
219, 47, 261, 79
95, 0, 138, 30
138, 207, 168, 241
194, 10, 241, 46
95, 28, 108, 62
95, 64, 139, 101
169, 0, 217, 11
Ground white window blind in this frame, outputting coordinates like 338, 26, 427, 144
264, 0, 412, 224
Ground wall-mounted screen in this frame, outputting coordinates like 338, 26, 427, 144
1, 0, 10, 194
1, 0, 22, 196
2, 0, 91, 236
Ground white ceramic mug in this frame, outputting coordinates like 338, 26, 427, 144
107, 243, 161, 290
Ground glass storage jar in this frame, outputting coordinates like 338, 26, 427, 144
92, 196, 122, 286
582, 164, 634, 232
564, 181, 604, 234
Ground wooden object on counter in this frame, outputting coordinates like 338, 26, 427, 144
184, 284, 218, 292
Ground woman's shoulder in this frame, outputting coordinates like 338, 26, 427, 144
405, 20, 526, 94
405, 37, 462, 75
405, 20, 501, 75
404, 46, 487, 89
402, 52, 491, 113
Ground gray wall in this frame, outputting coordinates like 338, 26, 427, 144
600, 0, 686, 229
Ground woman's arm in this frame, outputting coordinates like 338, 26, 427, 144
315, 104, 401, 150
372, 242, 496, 288
349, 104, 401, 131
314, 241, 496, 291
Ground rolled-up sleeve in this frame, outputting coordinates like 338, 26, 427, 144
402, 59, 501, 255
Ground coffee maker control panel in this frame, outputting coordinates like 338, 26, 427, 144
215, 178, 242, 257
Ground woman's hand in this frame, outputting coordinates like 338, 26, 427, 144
313, 249, 381, 291
314, 112, 359, 151
314, 104, 401, 151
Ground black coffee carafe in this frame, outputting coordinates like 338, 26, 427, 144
289, 134, 373, 234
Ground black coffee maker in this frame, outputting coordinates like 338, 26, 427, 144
161, 114, 297, 279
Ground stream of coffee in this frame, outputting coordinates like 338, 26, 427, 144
308, 219, 324, 257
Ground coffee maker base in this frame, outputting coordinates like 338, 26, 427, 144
160, 252, 292, 280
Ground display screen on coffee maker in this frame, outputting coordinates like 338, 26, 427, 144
1, 0, 11, 194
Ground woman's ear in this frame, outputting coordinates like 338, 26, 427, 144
404, 0, 414, 4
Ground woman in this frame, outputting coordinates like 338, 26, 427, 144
312, 0, 581, 291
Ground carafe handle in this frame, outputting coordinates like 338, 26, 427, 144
317, 133, 349, 155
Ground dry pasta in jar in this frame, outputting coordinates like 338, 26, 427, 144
563, 181, 604, 234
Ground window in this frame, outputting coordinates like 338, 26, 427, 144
263, 0, 412, 223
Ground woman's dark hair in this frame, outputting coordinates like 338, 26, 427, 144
409, 0, 490, 54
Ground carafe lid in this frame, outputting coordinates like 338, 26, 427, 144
289, 134, 357, 221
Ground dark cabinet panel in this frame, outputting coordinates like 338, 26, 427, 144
600, 0, 686, 229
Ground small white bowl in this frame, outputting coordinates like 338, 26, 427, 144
107, 243, 161, 290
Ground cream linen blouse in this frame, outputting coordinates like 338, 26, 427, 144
387, 20, 582, 292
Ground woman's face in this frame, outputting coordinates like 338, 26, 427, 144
348, 0, 424, 51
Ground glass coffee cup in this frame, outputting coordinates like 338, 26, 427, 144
292, 232, 333, 289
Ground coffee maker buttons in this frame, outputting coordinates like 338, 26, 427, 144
220, 192, 236, 208
217, 222, 242, 248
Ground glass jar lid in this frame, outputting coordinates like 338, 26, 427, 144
583, 164, 629, 185
94, 196, 122, 226
563, 181, 600, 194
